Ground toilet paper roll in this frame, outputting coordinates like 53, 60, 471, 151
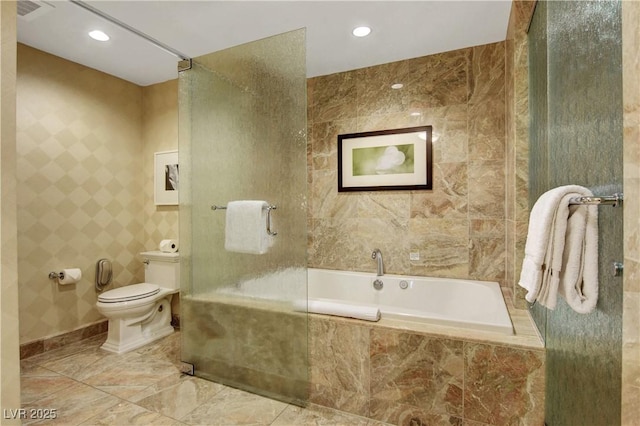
159, 239, 179, 253
59, 268, 82, 285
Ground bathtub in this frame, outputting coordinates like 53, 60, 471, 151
216, 267, 514, 335
307, 268, 513, 335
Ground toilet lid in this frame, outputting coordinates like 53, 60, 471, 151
98, 283, 160, 303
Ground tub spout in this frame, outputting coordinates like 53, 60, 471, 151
372, 249, 384, 276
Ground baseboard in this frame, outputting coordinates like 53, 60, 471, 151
20, 320, 108, 360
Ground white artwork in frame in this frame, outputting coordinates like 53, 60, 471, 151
154, 150, 179, 206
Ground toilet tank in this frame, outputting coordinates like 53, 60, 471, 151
140, 251, 180, 290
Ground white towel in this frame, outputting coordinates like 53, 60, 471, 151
224, 200, 273, 255
293, 299, 381, 322
518, 185, 599, 312
559, 200, 599, 313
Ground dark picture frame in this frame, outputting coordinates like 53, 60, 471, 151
338, 125, 433, 192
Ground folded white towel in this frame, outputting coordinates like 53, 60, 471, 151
518, 185, 599, 312
536, 192, 576, 309
224, 200, 274, 255
559, 199, 599, 313
293, 299, 381, 322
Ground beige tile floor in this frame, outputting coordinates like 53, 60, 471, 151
20, 332, 387, 425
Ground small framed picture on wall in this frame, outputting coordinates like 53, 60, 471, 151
154, 150, 179, 205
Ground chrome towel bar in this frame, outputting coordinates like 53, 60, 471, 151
568, 192, 623, 207
211, 204, 278, 236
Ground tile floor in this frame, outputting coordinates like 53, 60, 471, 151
20, 332, 388, 425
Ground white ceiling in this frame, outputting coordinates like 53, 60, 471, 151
17, 1, 513, 87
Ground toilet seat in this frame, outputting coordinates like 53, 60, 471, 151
98, 283, 160, 303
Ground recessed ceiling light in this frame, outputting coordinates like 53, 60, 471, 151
89, 30, 110, 42
352, 26, 371, 37
391, 83, 404, 89
410, 112, 422, 117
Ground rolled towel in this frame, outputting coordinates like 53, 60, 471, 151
294, 298, 381, 322
559, 199, 598, 313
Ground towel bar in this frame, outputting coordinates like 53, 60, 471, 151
211, 204, 278, 236
568, 192, 623, 207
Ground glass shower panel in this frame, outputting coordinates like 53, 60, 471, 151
178, 29, 308, 405
529, 1, 623, 424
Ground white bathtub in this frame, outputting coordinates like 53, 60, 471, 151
307, 268, 514, 335
216, 267, 514, 335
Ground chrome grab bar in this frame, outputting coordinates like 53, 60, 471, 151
211, 204, 278, 236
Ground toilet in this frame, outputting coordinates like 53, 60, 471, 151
96, 251, 179, 354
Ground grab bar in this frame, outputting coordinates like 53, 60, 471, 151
211, 204, 278, 236
568, 192, 623, 207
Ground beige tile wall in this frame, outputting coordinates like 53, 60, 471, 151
622, 1, 640, 423
1, 1, 21, 418
16, 44, 145, 344
15, 40, 181, 344
141, 80, 180, 315
308, 42, 508, 285
142, 80, 179, 250
16, 45, 180, 345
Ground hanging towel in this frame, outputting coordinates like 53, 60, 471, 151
224, 200, 273, 255
559, 199, 599, 313
518, 185, 598, 312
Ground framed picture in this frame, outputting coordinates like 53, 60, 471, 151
154, 150, 179, 205
338, 125, 432, 192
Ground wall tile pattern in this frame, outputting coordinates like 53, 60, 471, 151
622, 1, 640, 423
141, 80, 179, 251
16, 46, 180, 345
505, 0, 537, 309
1, 0, 21, 417
307, 42, 508, 285
16, 45, 144, 343
309, 315, 545, 426
141, 80, 180, 316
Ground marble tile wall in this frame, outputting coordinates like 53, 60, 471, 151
309, 315, 545, 425
505, 0, 537, 309
307, 42, 508, 285
622, 1, 640, 423
181, 298, 308, 403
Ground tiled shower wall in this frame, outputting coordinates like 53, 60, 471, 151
505, 0, 536, 309
308, 42, 507, 285
16, 44, 179, 345
309, 316, 545, 425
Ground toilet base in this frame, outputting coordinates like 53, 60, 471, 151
101, 324, 174, 354
100, 297, 174, 354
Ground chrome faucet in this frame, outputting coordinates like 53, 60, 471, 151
372, 249, 384, 276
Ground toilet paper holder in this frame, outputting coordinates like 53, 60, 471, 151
48, 271, 65, 280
